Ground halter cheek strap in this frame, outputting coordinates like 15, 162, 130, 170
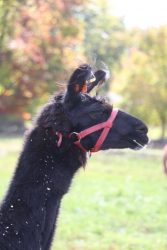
55, 132, 63, 147
69, 108, 118, 153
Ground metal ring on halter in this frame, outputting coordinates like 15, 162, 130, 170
69, 132, 81, 142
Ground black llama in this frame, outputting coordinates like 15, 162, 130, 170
0, 64, 148, 250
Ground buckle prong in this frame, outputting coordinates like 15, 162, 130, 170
70, 132, 80, 142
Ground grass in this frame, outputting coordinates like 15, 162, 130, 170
0, 136, 167, 250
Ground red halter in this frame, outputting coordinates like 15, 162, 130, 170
69, 108, 118, 153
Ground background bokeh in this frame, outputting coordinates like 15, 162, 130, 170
0, 0, 167, 249
0, 0, 167, 139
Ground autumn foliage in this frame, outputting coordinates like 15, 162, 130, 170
0, 0, 85, 115
0, 0, 167, 137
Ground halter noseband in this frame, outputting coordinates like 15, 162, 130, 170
69, 108, 118, 153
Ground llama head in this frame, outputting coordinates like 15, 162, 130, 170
62, 64, 148, 151
37, 64, 148, 151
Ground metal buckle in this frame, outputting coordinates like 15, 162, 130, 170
69, 132, 80, 142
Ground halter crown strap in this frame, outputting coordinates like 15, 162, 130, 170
69, 108, 118, 153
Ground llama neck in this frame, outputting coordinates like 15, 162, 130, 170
0, 127, 87, 249
6, 128, 86, 205
12, 127, 87, 201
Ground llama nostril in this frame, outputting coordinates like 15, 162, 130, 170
136, 124, 148, 134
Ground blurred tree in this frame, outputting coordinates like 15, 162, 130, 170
140, 26, 167, 138
114, 26, 167, 138
80, 0, 126, 90
0, 0, 22, 50
83, 0, 126, 62
0, 0, 23, 114
0, 0, 85, 117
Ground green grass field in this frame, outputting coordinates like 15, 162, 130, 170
0, 136, 167, 250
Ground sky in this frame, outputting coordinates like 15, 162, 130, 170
111, 0, 167, 28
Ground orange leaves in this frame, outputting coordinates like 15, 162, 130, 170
0, 0, 86, 114
22, 112, 31, 120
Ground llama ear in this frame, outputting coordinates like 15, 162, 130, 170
87, 69, 110, 94
64, 64, 94, 109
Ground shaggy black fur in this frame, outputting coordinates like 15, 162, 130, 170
0, 64, 148, 250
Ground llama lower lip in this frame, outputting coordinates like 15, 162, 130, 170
133, 139, 148, 150
125, 137, 144, 150
133, 139, 144, 148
